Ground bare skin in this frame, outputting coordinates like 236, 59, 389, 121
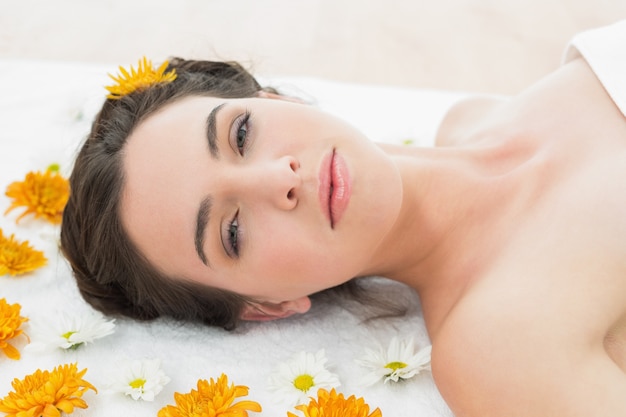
121, 57, 626, 415
388, 57, 626, 415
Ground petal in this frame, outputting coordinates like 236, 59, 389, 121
369, 407, 383, 417
232, 400, 262, 412
54, 399, 75, 413
41, 403, 61, 417
2, 342, 21, 360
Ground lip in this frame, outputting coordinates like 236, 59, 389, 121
318, 149, 352, 228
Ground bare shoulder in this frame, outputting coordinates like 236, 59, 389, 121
434, 57, 626, 149
428, 194, 626, 416
430, 288, 626, 417
434, 94, 507, 147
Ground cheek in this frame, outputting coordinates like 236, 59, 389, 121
249, 218, 340, 291
252, 220, 320, 273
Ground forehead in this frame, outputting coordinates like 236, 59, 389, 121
120, 96, 223, 274
137, 95, 224, 135
123, 96, 223, 202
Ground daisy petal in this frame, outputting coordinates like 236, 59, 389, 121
107, 358, 170, 401
268, 349, 341, 406
356, 336, 432, 386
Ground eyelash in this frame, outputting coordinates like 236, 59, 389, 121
226, 210, 240, 258
233, 110, 251, 155
224, 110, 251, 258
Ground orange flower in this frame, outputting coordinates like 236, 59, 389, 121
106, 57, 177, 99
0, 363, 97, 417
0, 298, 28, 360
0, 228, 47, 276
288, 388, 382, 417
158, 373, 262, 417
5, 166, 69, 224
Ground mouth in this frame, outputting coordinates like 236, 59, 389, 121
319, 149, 352, 228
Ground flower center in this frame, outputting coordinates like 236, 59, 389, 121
61, 331, 84, 350
62, 331, 76, 340
129, 378, 147, 390
293, 374, 315, 392
385, 361, 408, 372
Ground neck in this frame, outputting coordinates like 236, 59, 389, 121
363, 140, 539, 330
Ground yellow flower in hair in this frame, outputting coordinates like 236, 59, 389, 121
0, 298, 29, 360
5, 164, 69, 224
106, 57, 177, 99
0, 363, 97, 417
288, 388, 382, 417
0, 229, 47, 276
158, 373, 262, 417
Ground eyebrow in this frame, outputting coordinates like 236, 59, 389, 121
195, 196, 212, 266
206, 103, 226, 159
194, 103, 227, 266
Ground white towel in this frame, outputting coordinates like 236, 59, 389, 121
0, 60, 464, 416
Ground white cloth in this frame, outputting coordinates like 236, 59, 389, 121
564, 19, 626, 116
0, 59, 462, 417
3, 20, 624, 417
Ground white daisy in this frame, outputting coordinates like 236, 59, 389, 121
356, 337, 431, 386
268, 349, 341, 406
27, 309, 115, 350
108, 358, 171, 401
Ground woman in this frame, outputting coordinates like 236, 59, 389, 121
61, 21, 626, 416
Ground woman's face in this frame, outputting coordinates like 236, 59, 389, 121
121, 94, 402, 306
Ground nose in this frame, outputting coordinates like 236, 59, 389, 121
238, 155, 301, 210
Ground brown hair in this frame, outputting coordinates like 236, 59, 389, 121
60, 58, 274, 330
61, 58, 400, 330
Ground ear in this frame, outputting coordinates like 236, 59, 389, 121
240, 296, 311, 321
256, 90, 306, 104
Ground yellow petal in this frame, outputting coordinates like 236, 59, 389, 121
54, 398, 76, 414
370, 408, 383, 417
104, 56, 177, 99
41, 403, 61, 417
232, 400, 262, 412
2, 342, 21, 360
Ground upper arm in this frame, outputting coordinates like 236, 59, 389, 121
431, 306, 626, 417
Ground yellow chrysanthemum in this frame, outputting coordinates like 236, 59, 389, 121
0, 228, 47, 276
4, 166, 69, 224
105, 56, 177, 99
0, 363, 97, 417
0, 298, 28, 360
158, 373, 262, 417
287, 388, 382, 417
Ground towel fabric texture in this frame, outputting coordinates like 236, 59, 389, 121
0, 59, 461, 417
3, 20, 623, 415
